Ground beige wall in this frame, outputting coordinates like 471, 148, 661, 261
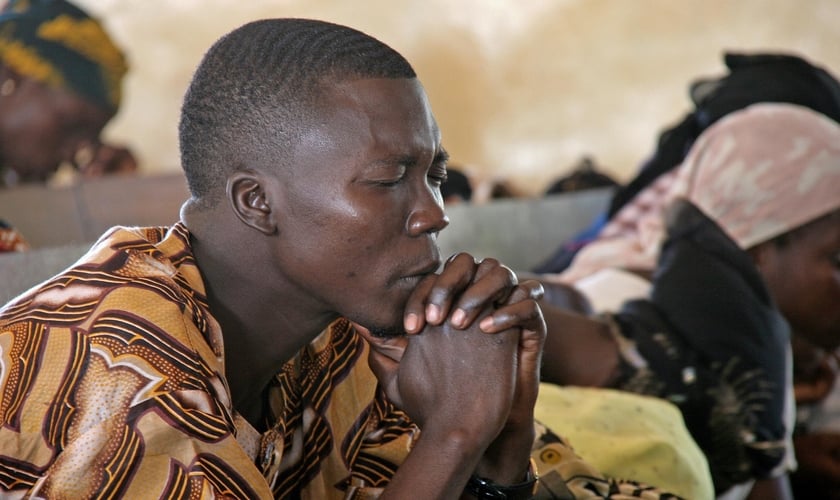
78, 0, 840, 195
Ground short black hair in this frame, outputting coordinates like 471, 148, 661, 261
544, 157, 619, 195
179, 18, 416, 206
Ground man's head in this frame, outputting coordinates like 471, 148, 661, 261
0, 0, 127, 183
179, 18, 417, 208
181, 19, 450, 337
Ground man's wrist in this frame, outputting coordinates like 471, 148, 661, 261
465, 457, 539, 499
474, 420, 535, 483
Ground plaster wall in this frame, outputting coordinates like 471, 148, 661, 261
77, 0, 840, 195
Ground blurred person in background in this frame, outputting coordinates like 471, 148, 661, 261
543, 156, 619, 196
0, 0, 135, 252
534, 52, 840, 278
539, 103, 840, 499
439, 164, 473, 205
0, 0, 135, 188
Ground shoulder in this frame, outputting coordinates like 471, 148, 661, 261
3, 224, 205, 333
1, 223, 221, 405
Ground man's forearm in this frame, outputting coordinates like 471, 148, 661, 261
379, 426, 486, 500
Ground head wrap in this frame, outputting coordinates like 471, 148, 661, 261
608, 52, 840, 218
556, 54, 840, 285
0, 0, 127, 112
677, 102, 840, 249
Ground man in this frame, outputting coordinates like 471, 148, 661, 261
0, 18, 673, 498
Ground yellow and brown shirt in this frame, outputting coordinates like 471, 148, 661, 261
0, 223, 678, 499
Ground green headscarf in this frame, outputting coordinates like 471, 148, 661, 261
0, 0, 127, 113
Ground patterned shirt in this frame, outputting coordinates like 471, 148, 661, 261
0, 223, 679, 499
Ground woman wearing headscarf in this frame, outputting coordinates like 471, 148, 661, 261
538, 103, 840, 499
0, 0, 134, 185
534, 52, 840, 288
0, 0, 134, 251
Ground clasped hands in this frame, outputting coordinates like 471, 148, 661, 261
354, 252, 546, 485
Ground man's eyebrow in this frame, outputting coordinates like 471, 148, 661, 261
376, 154, 417, 168
371, 149, 449, 169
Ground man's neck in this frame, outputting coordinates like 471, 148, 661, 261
205, 288, 332, 424
182, 203, 337, 427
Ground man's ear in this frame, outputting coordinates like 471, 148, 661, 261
226, 170, 277, 235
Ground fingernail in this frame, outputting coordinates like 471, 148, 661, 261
480, 316, 494, 331
405, 313, 419, 332
426, 303, 441, 323
451, 308, 466, 327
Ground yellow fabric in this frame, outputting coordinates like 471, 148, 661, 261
535, 384, 714, 500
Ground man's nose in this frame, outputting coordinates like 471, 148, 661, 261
406, 191, 449, 236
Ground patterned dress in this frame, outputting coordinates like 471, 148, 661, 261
0, 223, 679, 499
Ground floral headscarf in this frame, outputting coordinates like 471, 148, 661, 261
676, 102, 840, 250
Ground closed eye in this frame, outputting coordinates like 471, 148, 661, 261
376, 178, 403, 187
369, 162, 407, 187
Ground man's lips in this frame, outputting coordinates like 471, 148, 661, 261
404, 259, 442, 278
397, 259, 442, 286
